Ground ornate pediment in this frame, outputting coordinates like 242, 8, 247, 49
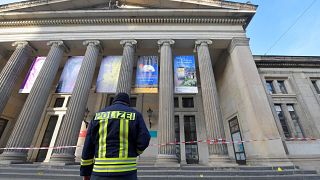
0, 0, 257, 13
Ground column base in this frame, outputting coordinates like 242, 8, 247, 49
0, 151, 28, 164
48, 153, 76, 165
246, 157, 293, 167
208, 154, 238, 167
155, 154, 180, 167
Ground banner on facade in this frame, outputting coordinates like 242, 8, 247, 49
133, 56, 158, 93
56, 56, 83, 93
174, 55, 198, 93
19, 56, 46, 93
96, 56, 122, 93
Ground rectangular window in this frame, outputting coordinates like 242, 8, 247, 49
312, 80, 320, 94
36, 115, 58, 162
174, 97, 179, 108
287, 105, 304, 137
277, 80, 288, 94
53, 98, 65, 108
130, 97, 137, 107
174, 116, 181, 162
0, 118, 8, 139
184, 115, 199, 164
266, 80, 275, 94
182, 97, 194, 108
274, 105, 291, 138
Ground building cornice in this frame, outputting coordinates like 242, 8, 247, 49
0, 0, 257, 13
256, 60, 320, 68
0, 16, 247, 27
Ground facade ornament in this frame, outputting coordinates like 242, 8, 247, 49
47, 40, 70, 53
228, 37, 250, 53
0, 17, 247, 27
83, 40, 103, 53
194, 40, 213, 52
12, 41, 36, 52
157, 39, 175, 53
120, 40, 137, 48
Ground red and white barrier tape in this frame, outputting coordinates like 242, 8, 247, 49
0, 137, 319, 150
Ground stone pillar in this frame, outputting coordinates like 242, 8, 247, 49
156, 39, 178, 166
50, 40, 101, 164
316, 80, 320, 93
116, 40, 137, 95
0, 41, 33, 115
272, 80, 281, 94
281, 104, 297, 138
228, 37, 290, 166
195, 40, 228, 165
0, 41, 68, 164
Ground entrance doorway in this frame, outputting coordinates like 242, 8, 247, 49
175, 114, 199, 164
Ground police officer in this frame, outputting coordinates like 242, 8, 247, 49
80, 93, 151, 180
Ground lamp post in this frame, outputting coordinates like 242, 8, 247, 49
147, 107, 153, 128
83, 107, 90, 128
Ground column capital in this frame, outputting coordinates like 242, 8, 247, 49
195, 39, 213, 46
12, 41, 35, 52
194, 40, 212, 52
120, 40, 137, 48
228, 37, 250, 53
47, 40, 70, 53
83, 40, 103, 52
157, 39, 175, 46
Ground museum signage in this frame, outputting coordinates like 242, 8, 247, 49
174, 55, 198, 93
96, 56, 122, 93
20, 56, 46, 93
56, 56, 83, 93
133, 56, 159, 93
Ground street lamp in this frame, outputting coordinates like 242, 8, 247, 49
147, 107, 153, 128
83, 107, 90, 128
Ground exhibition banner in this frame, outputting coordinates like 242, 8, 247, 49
174, 55, 198, 93
19, 56, 46, 93
96, 56, 122, 93
56, 56, 83, 93
133, 56, 158, 93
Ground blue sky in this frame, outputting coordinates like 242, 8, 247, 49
1, 0, 320, 56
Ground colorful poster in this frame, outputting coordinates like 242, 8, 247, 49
96, 56, 122, 93
56, 56, 83, 93
134, 56, 158, 93
174, 55, 198, 93
19, 56, 46, 93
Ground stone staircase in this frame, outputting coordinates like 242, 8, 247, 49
0, 164, 319, 180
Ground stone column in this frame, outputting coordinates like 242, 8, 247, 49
281, 104, 297, 138
116, 40, 137, 95
228, 38, 290, 166
316, 80, 320, 93
50, 40, 101, 164
156, 39, 178, 166
0, 41, 68, 164
272, 80, 281, 94
0, 41, 33, 115
195, 40, 228, 163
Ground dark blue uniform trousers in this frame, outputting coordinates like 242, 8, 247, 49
91, 172, 138, 180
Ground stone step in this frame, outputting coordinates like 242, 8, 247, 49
0, 173, 319, 180
0, 166, 317, 176
0, 164, 318, 180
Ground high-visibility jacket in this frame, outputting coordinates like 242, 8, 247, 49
80, 99, 151, 177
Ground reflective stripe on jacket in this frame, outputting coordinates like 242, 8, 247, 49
80, 101, 151, 177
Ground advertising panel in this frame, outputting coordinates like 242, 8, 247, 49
56, 56, 83, 93
174, 55, 198, 93
133, 56, 158, 93
19, 56, 46, 93
96, 56, 122, 93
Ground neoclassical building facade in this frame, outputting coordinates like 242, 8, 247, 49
0, 0, 319, 168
